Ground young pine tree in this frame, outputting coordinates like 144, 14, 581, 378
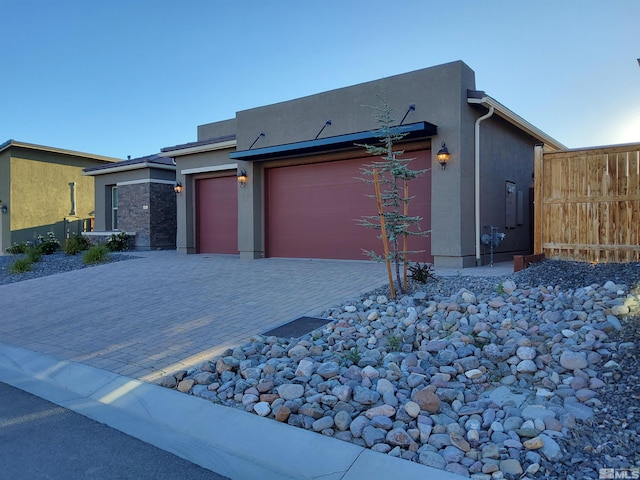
357, 93, 429, 295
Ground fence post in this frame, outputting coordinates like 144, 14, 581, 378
533, 144, 544, 255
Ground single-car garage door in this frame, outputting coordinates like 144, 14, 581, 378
266, 150, 431, 261
196, 175, 238, 254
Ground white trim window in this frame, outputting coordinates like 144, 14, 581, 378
111, 186, 118, 230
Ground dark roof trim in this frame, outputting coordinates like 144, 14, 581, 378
161, 134, 237, 153
83, 153, 175, 174
229, 122, 437, 161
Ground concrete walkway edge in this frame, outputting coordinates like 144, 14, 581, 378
0, 342, 467, 480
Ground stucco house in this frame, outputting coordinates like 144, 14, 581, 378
82, 154, 177, 250
0, 140, 118, 254
161, 60, 565, 268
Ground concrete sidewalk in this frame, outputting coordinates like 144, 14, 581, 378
0, 251, 510, 479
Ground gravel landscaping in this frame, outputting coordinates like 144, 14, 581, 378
1, 253, 638, 479
0, 252, 136, 286
160, 259, 639, 480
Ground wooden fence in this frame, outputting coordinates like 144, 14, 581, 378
534, 143, 640, 263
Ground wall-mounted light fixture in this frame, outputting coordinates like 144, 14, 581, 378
0, 201, 6, 214
173, 182, 183, 194
315, 120, 332, 139
437, 142, 451, 170
237, 169, 248, 187
399, 104, 416, 125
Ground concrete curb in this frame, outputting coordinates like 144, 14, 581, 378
0, 342, 468, 480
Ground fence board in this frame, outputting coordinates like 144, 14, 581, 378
535, 143, 640, 263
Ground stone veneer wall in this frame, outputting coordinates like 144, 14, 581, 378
149, 182, 176, 249
117, 182, 176, 250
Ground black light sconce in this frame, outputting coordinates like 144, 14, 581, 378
173, 182, 183, 194
237, 169, 248, 187
315, 120, 332, 139
249, 132, 265, 150
437, 142, 451, 170
0, 201, 6, 214
399, 104, 416, 125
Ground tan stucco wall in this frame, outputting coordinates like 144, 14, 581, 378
0, 151, 10, 253
11, 156, 96, 233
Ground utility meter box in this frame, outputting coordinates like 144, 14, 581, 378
505, 181, 517, 229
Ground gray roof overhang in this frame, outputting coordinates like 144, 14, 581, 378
229, 121, 437, 162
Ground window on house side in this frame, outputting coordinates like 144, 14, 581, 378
112, 186, 118, 230
68, 182, 77, 216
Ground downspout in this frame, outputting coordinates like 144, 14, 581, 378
474, 105, 494, 266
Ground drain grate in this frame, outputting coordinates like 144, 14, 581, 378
262, 316, 330, 338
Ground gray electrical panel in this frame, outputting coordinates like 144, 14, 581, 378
505, 181, 516, 229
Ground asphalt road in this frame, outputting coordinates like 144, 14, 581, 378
0, 382, 229, 480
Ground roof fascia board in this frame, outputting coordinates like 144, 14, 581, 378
230, 122, 436, 161
83, 162, 176, 176
467, 96, 567, 150
0, 140, 120, 163
180, 163, 238, 175
158, 140, 237, 157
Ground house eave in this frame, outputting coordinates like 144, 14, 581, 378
229, 122, 437, 162
82, 162, 176, 176
467, 94, 567, 151
0, 139, 120, 163
158, 139, 237, 157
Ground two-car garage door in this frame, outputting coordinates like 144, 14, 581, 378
266, 150, 432, 262
195, 150, 432, 261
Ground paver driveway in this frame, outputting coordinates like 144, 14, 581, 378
0, 251, 389, 381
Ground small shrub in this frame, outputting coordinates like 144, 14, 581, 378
24, 245, 42, 263
495, 282, 505, 295
65, 234, 91, 255
9, 257, 33, 274
408, 262, 435, 284
83, 245, 109, 264
106, 231, 129, 252
5, 241, 31, 254
344, 347, 361, 365
37, 232, 60, 255
386, 334, 403, 352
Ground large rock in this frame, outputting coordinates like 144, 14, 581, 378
316, 361, 340, 379
419, 451, 446, 469
386, 428, 414, 447
353, 386, 380, 405
277, 383, 305, 400
560, 351, 588, 370
412, 389, 440, 413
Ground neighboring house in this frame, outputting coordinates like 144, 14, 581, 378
161, 60, 565, 268
0, 140, 118, 255
82, 154, 177, 250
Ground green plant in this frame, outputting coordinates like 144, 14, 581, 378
64, 234, 91, 255
344, 347, 361, 365
408, 262, 435, 284
106, 231, 129, 252
9, 257, 33, 274
386, 334, 403, 352
24, 245, 42, 263
37, 232, 60, 255
82, 245, 110, 264
495, 282, 505, 295
5, 241, 32, 254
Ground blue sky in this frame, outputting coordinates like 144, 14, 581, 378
1, 0, 638, 159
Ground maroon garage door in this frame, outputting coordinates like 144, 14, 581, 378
196, 176, 238, 254
266, 150, 432, 261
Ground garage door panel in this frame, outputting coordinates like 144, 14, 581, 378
196, 176, 238, 254
267, 152, 431, 261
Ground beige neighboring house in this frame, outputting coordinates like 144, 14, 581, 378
0, 140, 119, 254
